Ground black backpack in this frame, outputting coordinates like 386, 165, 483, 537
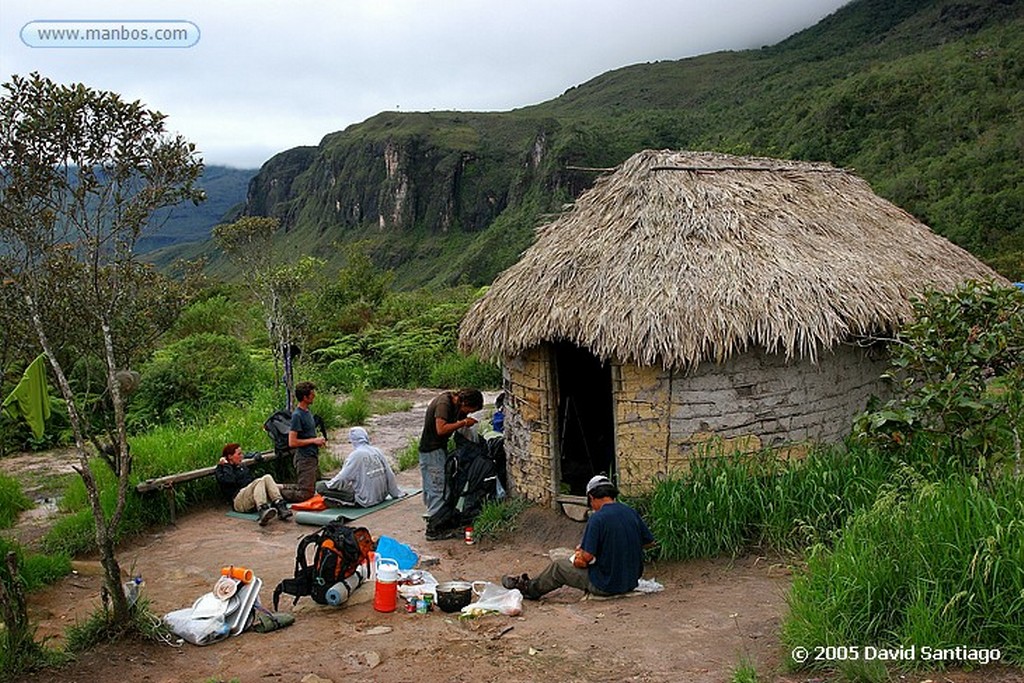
272, 518, 375, 609
263, 410, 293, 455
426, 433, 503, 535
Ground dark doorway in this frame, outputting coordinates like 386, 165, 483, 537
553, 341, 615, 495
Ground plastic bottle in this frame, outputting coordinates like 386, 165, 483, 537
373, 558, 399, 613
122, 575, 144, 606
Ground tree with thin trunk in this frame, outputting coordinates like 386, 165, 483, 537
213, 217, 322, 410
0, 73, 203, 627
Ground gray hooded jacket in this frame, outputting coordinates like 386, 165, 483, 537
324, 427, 403, 507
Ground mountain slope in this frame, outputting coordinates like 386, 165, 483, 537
140, 165, 255, 263
225, 0, 1024, 285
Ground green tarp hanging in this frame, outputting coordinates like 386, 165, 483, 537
2, 354, 51, 439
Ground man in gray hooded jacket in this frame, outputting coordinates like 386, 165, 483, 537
316, 427, 404, 507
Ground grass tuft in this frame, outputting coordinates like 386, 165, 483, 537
0, 473, 33, 529
473, 496, 529, 540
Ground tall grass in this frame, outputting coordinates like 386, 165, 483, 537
645, 443, 901, 560
338, 385, 371, 426
0, 473, 33, 529
473, 496, 530, 539
0, 537, 71, 591
396, 437, 420, 471
784, 473, 1024, 666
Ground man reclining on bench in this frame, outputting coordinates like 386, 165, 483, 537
215, 443, 293, 526
315, 427, 405, 507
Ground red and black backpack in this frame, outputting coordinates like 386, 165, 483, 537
272, 518, 374, 609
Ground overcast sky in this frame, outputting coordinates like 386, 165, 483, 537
1, 1, 850, 169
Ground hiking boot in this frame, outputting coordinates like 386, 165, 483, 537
425, 527, 459, 541
274, 499, 293, 521
501, 573, 530, 592
257, 504, 277, 526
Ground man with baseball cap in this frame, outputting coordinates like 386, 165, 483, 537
502, 474, 656, 599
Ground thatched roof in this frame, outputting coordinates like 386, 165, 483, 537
459, 150, 1006, 368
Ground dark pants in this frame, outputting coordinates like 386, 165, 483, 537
280, 453, 319, 502
523, 558, 611, 600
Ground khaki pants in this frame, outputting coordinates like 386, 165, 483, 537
232, 475, 283, 512
524, 558, 610, 599
281, 453, 320, 502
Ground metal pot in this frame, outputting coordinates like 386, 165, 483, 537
434, 581, 473, 613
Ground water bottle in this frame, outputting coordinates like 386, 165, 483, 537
122, 575, 144, 606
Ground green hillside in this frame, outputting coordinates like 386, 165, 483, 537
140, 165, 255, 262
222, 0, 1024, 285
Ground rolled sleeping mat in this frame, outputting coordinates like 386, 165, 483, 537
293, 510, 348, 526
326, 564, 368, 606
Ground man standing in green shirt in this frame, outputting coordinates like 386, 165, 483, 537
418, 388, 484, 525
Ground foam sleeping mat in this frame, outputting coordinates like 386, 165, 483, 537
227, 488, 421, 524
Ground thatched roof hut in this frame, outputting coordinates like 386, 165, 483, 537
459, 150, 1005, 505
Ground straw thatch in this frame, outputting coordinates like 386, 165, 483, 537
459, 150, 1005, 368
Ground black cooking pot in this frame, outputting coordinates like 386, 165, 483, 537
435, 581, 473, 613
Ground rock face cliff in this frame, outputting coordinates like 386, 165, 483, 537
240, 111, 586, 286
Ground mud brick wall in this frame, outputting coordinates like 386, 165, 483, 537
502, 346, 557, 506
614, 345, 889, 493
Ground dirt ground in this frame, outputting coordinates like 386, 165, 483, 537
6, 390, 1021, 683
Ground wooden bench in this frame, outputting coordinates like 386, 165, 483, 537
135, 450, 280, 523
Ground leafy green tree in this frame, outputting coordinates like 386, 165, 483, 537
858, 282, 1024, 473
0, 73, 203, 629
213, 217, 326, 409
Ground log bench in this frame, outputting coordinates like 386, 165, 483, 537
135, 450, 280, 523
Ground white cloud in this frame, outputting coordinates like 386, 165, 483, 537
1, 0, 850, 168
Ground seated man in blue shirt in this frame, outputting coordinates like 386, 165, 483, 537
502, 475, 656, 598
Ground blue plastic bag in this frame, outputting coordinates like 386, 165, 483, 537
375, 535, 419, 570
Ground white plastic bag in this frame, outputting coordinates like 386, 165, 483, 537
461, 581, 523, 616
162, 608, 230, 646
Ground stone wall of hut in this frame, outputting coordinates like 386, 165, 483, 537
504, 343, 889, 504
501, 346, 558, 505
614, 344, 890, 494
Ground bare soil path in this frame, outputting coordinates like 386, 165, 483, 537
7, 390, 1019, 683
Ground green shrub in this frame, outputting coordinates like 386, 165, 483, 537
129, 333, 271, 427
338, 386, 370, 426
0, 473, 33, 529
169, 295, 249, 340
397, 438, 419, 471
784, 473, 1024, 668
428, 353, 502, 389
856, 282, 1024, 472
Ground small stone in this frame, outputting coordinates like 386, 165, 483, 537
364, 651, 381, 668
417, 555, 441, 567
364, 626, 392, 636
301, 675, 334, 683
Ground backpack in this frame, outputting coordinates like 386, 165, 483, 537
425, 433, 504, 535
263, 410, 329, 455
272, 518, 375, 609
263, 410, 293, 455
